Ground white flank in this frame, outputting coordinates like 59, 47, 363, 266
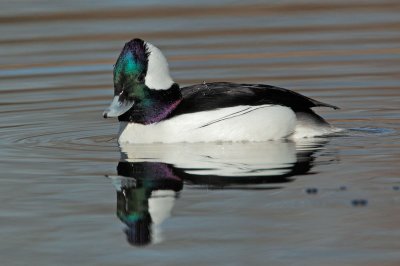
144, 42, 174, 90
292, 112, 343, 139
118, 105, 297, 144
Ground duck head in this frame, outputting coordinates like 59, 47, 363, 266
103, 38, 176, 119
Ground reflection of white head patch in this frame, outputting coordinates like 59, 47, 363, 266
144, 42, 174, 90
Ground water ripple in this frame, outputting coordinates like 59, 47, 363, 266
349, 127, 396, 136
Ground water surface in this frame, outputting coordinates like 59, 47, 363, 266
1, 1, 400, 265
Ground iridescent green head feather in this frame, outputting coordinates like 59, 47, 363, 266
113, 39, 149, 99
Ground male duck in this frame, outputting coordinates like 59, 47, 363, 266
103, 38, 340, 144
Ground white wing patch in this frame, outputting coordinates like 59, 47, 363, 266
198, 105, 269, 128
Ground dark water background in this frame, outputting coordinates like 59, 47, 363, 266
1, 1, 399, 265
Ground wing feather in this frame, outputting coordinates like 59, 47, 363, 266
170, 82, 338, 117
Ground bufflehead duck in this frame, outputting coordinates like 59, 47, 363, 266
103, 38, 340, 144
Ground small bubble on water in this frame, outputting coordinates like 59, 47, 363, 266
305, 188, 318, 194
351, 199, 368, 207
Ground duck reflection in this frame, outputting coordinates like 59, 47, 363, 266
113, 162, 182, 245
109, 139, 331, 246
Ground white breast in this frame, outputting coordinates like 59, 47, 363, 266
118, 105, 297, 144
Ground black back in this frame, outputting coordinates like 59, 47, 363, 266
169, 82, 338, 118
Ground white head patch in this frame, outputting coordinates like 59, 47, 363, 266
145, 42, 174, 90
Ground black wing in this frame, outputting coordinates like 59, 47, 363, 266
170, 82, 338, 117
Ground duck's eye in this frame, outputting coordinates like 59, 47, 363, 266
136, 72, 145, 83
